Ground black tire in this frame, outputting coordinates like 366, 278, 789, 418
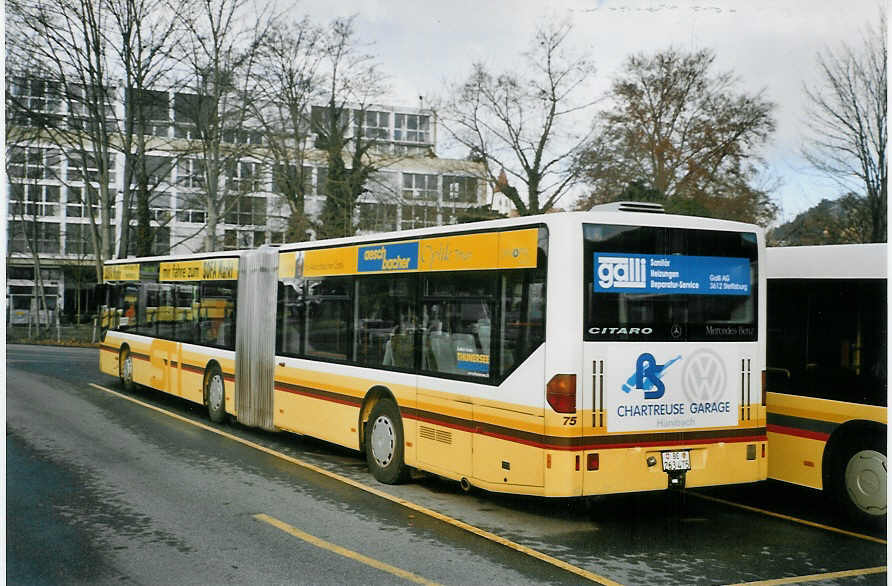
119, 347, 135, 392
205, 364, 226, 423
831, 438, 886, 525
365, 399, 410, 484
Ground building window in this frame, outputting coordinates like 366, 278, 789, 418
225, 195, 267, 226
7, 221, 60, 254
223, 229, 253, 250
9, 77, 61, 111
222, 128, 263, 145
8, 146, 61, 180
400, 203, 437, 230
354, 110, 390, 140
152, 226, 170, 256
65, 186, 109, 219
402, 173, 438, 201
273, 164, 314, 196
177, 158, 205, 189
9, 183, 60, 217
443, 175, 478, 204
127, 88, 169, 136
394, 113, 430, 144
65, 222, 91, 256
358, 202, 398, 233
66, 152, 115, 184
229, 161, 264, 193
129, 155, 174, 186
174, 92, 213, 137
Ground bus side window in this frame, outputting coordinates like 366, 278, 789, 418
356, 275, 415, 369
304, 277, 353, 361
199, 281, 237, 350
277, 280, 304, 357
500, 268, 546, 378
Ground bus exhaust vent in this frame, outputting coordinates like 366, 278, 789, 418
420, 425, 452, 445
590, 201, 666, 214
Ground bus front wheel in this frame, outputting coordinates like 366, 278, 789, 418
833, 439, 887, 525
120, 348, 134, 392
365, 399, 409, 484
205, 365, 226, 423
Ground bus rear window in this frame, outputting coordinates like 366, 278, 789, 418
583, 224, 757, 342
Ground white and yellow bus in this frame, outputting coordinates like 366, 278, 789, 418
100, 204, 768, 497
766, 243, 887, 523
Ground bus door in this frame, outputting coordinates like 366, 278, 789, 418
149, 338, 179, 396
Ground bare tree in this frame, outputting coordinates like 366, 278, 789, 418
439, 20, 598, 215
803, 10, 887, 242
8, 0, 120, 280
175, 0, 272, 251
249, 16, 325, 241
575, 48, 778, 226
108, 0, 188, 257
314, 16, 391, 240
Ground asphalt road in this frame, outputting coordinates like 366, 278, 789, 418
6, 344, 887, 585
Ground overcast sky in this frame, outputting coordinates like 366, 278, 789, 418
287, 0, 883, 224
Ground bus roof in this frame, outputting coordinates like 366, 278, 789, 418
766, 243, 888, 280
276, 209, 762, 253
103, 209, 764, 265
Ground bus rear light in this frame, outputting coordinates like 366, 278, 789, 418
746, 444, 756, 460
587, 453, 600, 471
546, 374, 577, 413
761, 370, 767, 405
575, 455, 580, 471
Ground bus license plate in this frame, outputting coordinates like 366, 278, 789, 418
661, 451, 691, 471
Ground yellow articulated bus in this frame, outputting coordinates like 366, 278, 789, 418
100, 204, 767, 497
766, 243, 887, 524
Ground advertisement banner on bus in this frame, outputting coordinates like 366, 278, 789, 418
606, 345, 740, 432
594, 254, 750, 296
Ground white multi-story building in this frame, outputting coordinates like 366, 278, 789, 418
6, 78, 488, 324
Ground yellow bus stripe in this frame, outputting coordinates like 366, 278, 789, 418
688, 492, 887, 544
254, 514, 441, 585
88, 383, 620, 585
728, 565, 886, 585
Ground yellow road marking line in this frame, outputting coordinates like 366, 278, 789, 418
89, 383, 620, 586
255, 513, 440, 585
728, 565, 887, 585
688, 492, 886, 544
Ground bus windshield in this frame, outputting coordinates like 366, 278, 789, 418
583, 224, 758, 342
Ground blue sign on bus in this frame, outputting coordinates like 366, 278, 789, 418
594, 254, 750, 295
357, 242, 419, 272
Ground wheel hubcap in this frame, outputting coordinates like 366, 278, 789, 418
370, 415, 395, 468
845, 449, 887, 515
122, 354, 132, 383
208, 374, 224, 412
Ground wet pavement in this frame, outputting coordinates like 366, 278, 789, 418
6, 345, 887, 584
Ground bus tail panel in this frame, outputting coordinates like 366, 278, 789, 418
578, 342, 767, 495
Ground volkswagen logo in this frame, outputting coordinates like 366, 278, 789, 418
681, 349, 727, 402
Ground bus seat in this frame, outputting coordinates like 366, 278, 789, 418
430, 333, 457, 374
477, 322, 491, 352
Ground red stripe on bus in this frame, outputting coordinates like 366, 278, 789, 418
274, 382, 362, 407
767, 423, 830, 442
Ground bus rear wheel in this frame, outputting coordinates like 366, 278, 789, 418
205, 365, 226, 423
119, 348, 134, 392
833, 440, 887, 525
365, 399, 409, 484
